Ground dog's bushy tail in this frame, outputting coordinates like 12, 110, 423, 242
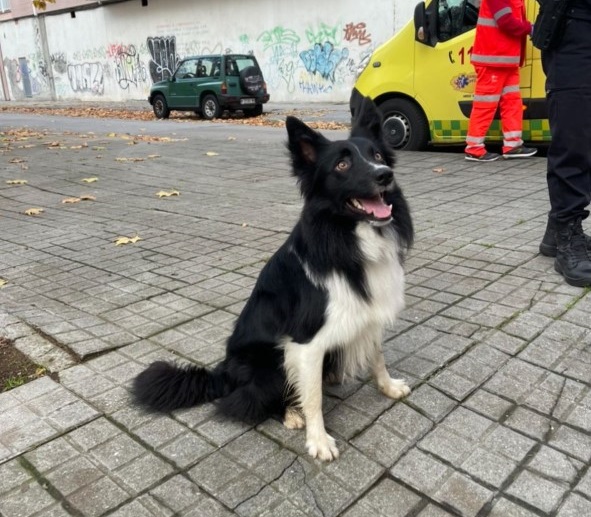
132, 361, 228, 412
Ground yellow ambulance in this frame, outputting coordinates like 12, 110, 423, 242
351, 0, 547, 150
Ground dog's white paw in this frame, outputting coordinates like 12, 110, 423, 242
283, 407, 305, 429
306, 433, 339, 462
380, 378, 411, 400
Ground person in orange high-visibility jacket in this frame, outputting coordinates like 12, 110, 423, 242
465, 0, 537, 162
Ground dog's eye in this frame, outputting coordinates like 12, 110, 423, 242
335, 160, 349, 172
374, 152, 384, 162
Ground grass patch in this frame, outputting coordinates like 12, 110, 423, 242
0, 337, 46, 392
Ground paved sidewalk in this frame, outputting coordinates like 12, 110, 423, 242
1, 111, 590, 517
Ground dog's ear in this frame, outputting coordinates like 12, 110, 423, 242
286, 116, 329, 168
286, 116, 330, 197
350, 96, 384, 142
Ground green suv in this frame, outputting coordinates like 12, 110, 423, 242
148, 54, 270, 120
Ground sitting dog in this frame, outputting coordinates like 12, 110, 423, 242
132, 97, 414, 461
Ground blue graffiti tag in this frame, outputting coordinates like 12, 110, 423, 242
299, 42, 349, 81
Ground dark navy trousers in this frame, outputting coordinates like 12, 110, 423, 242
542, 16, 591, 224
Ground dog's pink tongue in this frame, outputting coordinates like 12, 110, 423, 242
359, 197, 392, 219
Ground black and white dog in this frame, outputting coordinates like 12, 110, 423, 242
132, 97, 414, 461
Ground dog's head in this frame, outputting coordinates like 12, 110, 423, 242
286, 97, 395, 226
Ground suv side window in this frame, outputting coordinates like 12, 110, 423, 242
437, 0, 479, 42
234, 57, 258, 72
210, 57, 222, 77
225, 58, 240, 77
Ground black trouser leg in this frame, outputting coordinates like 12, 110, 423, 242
546, 87, 591, 224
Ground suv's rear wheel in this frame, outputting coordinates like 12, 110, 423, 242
201, 94, 221, 120
152, 94, 170, 119
379, 98, 429, 151
240, 66, 264, 95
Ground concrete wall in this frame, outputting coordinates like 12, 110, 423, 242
1, 0, 417, 103
1, 17, 51, 99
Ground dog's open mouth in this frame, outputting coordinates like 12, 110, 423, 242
347, 194, 392, 222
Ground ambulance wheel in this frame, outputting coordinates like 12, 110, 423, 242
379, 98, 429, 151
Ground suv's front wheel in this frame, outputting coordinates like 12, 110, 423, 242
201, 94, 221, 120
152, 94, 170, 119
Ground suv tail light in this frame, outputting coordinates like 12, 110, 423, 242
221, 82, 227, 94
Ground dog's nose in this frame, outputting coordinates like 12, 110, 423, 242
375, 168, 393, 186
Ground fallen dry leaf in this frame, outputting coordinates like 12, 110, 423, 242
115, 157, 144, 162
205, 151, 219, 156
432, 167, 446, 174
114, 235, 142, 246
92, 146, 106, 151
6, 179, 28, 185
24, 208, 44, 216
81, 177, 98, 183
0, 278, 7, 288
79, 195, 96, 201
156, 190, 180, 198
47, 141, 61, 147
70, 145, 83, 149
147, 154, 161, 159
0, 106, 349, 131
227, 136, 236, 141
62, 197, 81, 204
9, 157, 26, 163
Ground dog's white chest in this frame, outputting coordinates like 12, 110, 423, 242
319, 224, 405, 347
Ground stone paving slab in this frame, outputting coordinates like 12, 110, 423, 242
0, 377, 100, 464
1, 111, 591, 516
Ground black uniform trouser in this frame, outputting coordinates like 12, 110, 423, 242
546, 87, 591, 224
542, 15, 591, 225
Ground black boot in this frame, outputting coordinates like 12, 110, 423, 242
540, 216, 591, 257
554, 218, 591, 287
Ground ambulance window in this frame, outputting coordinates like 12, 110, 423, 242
437, 0, 479, 42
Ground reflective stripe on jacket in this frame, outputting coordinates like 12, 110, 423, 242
471, 0, 529, 67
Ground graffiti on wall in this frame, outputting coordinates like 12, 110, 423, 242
343, 22, 372, 45
256, 20, 372, 96
67, 62, 104, 95
305, 22, 341, 46
6, 14, 378, 102
257, 27, 300, 93
299, 42, 349, 81
50, 53, 68, 74
147, 36, 178, 82
4, 57, 49, 99
107, 44, 148, 90
183, 41, 224, 57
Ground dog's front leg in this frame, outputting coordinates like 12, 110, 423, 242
373, 346, 410, 400
284, 343, 339, 461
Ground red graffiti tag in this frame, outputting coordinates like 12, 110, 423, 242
343, 22, 372, 46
